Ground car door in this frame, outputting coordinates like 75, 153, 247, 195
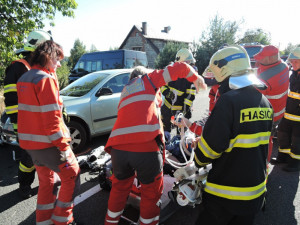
90, 72, 130, 135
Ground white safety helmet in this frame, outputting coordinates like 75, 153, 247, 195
202, 66, 214, 79
16, 30, 53, 54
287, 47, 300, 62
175, 48, 196, 64
209, 45, 265, 89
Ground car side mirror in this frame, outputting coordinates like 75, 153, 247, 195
95, 87, 113, 97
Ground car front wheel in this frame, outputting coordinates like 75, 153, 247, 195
67, 120, 87, 154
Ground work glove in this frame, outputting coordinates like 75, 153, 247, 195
60, 147, 72, 161
62, 107, 70, 123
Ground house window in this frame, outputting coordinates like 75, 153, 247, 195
132, 46, 142, 51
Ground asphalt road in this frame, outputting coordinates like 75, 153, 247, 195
0, 88, 300, 225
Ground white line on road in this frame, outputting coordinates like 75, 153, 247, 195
74, 184, 102, 206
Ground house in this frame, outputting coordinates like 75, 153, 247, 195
119, 22, 190, 68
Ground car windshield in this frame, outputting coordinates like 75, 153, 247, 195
245, 47, 262, 58
60, 73, 109, 97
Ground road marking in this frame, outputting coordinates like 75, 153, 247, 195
74, 184, 102, 206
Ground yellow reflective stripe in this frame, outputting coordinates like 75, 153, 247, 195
5, 105, 18, 114
184, 98, 192, 106
186, 89, 196, 95
13, 123, 18, 129
279, 148, 290, 153
194, 153, 210, 166
288, 91, 300, 100
160, 86, 167, 93
225, 132, 271, 153
205, 179, 267, 200
198, 136, 221, 159
169, 87, 184, 96
284, 113, 300, 122
163, 99, 183, 110
289, 152, 300, 160
4, 84, 17, 93
19, 162, 35, 172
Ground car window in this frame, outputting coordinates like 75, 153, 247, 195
102, 73, 130, 93
244, 47, 263, 58
60, 73, 110, 97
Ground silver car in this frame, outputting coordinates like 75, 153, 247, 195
60, 69, 132, 152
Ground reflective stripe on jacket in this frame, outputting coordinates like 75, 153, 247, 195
17, 69, 71, 151
194, 83, 273, 213
257, 60, 289, 121
4, 59, 31, 124
105, 62, 198, 153
284, 70, 300, 121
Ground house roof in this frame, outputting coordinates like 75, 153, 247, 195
119, 24, 190, 50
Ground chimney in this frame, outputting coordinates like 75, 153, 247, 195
142, 22, 147, 35
161, 26, 171, 34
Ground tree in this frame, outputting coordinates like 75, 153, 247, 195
194, 15, 240, 74
155, 42, 188, 69
56, 60, 71, 89
282, 43, 300, 56
89, 44, 98, 53
68, 39, 87, 70
237, 28, 271, 45
0, 0, 77, 84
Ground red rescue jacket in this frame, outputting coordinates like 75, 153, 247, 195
105, 62, 198, 153
257, 60, 289, 122
17, 66, 71, 151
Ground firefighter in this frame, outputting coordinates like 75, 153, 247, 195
3, 30, 52, 198
17, 40, 81, 225
160, 48, 203, 132
253, 45, 290, 162
172, 67, 220, 137
193, 45, 273, 225
275, 47, 300, 172
104, 63, 205, 225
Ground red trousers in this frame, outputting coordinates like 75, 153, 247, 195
27, 147, 80, 225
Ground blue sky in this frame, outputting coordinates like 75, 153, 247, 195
44, 0, 300, 56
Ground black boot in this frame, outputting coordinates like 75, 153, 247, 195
283, 158, 300, 172
18, 185, 33, 199
270, 152, 288, 165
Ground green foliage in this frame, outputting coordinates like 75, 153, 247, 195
282, 43, 300, 56
56, 60, 71, 89
237, 28, 271, 45
68, 39, 87, 70
155, 42, 188, 69
89, 44, 98, 53
194, 15, 240, 74
0, 0, 77, 85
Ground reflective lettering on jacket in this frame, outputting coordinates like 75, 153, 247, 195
240, 108, 273, 123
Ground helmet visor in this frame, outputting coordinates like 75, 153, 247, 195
229, 73, 266, 90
